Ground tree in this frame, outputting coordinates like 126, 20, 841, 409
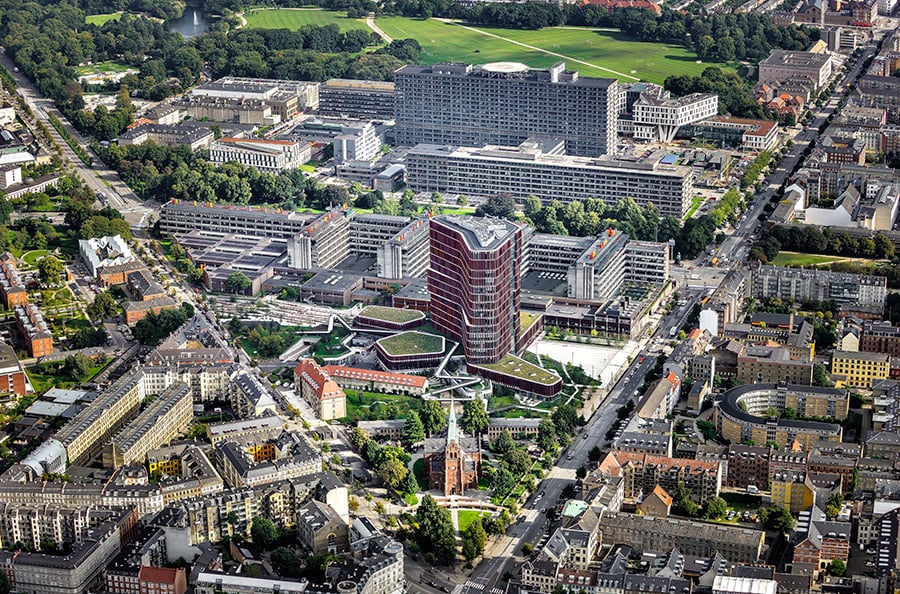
576, 466, 587, 479
420, 400, 447, 435
415, 495, 457, 564
475, 193, 517, 220
588, 446, 603, 462
813, 363, 832, 387
271, 547, 301, 578
400, 412, 425, 448
64, 353, 93, 382
461, 517, 487, 562
87, 291, 118, 321
461, 399, 489, 435
702, 496, 728, 520
378, 458, 409, 490
521, 542, 533, 555
0, 568, 10, 594
225, 271, 251, 294
538, 417, 558, 453
399, 467, 418, 495
490, 465, 515, 495
760, 505, 795, 532
827, 560, 846, 577
37, 255, 64, 286
495, 429, 516, 455
250, 518, 279, 549
824, 492, 844, 519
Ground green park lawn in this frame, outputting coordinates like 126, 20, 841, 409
75, 61, 135, 77
21, 250, 49, 267
244, 8, 367, 32
457, 509, 490, 533
412, 458, 428, 490
358, 305, 424, 324
376, 331, 444, 356
343, 389, 422, 422
770, 251, 882, 267
85, 11, 124, 25
373, 17, 733, 85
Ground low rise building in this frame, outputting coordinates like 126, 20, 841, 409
758, 50, 833, 91
322, 365, 427, 396
751, 264, 887, 307
119, 123, 214, 150
296, 500, 349, 555
209, 138, 311, 172
15, 303, 52, 358
684, 116, 779, 152
0, 253, 27, 309
294, 359, 347, 421
737, 346, 814, 386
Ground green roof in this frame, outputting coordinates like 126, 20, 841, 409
358, 306, 425, 324
473, 354, 560, 385
376, 331, 445, 356
520, 311, 541, 332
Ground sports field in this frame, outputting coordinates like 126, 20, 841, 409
373, 17, 732, 84
244, 8, 367, 32
770, 251, 882, 267
86, 11, 124, 25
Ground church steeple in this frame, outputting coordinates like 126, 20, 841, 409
447, 400, 458, 445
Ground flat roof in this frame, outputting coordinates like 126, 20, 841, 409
375, 331, 445, 356
357, 306, 425, 324
432, 215, 521, 251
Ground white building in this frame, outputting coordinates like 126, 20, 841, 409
633, 92, 719, 142
208, 138, 311, 172
0, 165, 22, 190
333, 122, 381, 164
78, 235, 135, 278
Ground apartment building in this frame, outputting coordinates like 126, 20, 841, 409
296, 499, 349, 555
209, 138, 311, 172
294, 359, 346, 421
406, 141, 693, 219
713, 384, 845, 451
15, 303, 52, 358
0, 520, 124, 594
597, 512, 766, 563
394, 61, 617, 157
215, 432, 321, 488
429, 215, 523, 364
599, 451, 722, 504
752, 264, 887, 307
206, 413, 284, 445
317, 78, 395, 120
146, 444, 224, 504
632, 92, 719, 142
0, 253, 27, 309
102, 382, 192, 468
736, 346, 814, 386
859, 321, 900, 357
822, 136, 867, 165
831, 350, 890, 389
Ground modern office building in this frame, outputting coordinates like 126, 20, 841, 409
394, 61, 618, 157
406, 141, 693, 218
428, 215, 523, 364
631, 92, 719, 142
751, 265, 887, 307
317, 78, 395, 120
208, 138, 311, 172
684, 116, 780, 152
376, 217, 431, 279
191, 77, 319, 119
333, 122, 381, 164
286, 209, 351, 270
159, 200, 319, 239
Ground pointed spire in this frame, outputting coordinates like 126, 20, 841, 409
447, 399, 458, 445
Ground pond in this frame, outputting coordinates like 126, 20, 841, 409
168, 9, 211, 39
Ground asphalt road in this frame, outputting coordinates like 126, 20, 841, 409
0, 48, 154, 230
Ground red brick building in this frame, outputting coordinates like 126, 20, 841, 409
138, 566, 187, 594
424, 404, 481, 496
0, 254, 27, 309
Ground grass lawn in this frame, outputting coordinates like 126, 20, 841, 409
343, 389, 422, 422
770, 251, 882, 267
412, 458, 428, 490
75, 61, 135, 77
376, 331, 444, 356
457, 510, 490, 533
473, 353, 560, 386
85, 11, 124, 25
21, 250, 49, 266
358, 305, 425, 324
244, 8, 367, 32
685, 196, 704, 220
373, 17, 733, 84
27, 356, 111, 394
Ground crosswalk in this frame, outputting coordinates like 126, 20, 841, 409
464, 581, 484, 591
463, 581, 504, 594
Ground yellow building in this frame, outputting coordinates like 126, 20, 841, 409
831, 351, 889, 389
770, 473, 816, 514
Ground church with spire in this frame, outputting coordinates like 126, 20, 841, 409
423, 403, 482, 496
